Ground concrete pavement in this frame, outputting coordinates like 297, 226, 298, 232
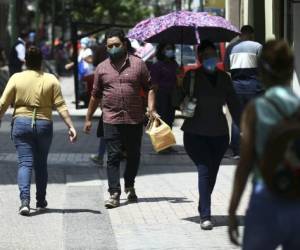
0, 77, 251, 249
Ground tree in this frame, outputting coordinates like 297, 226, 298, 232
71, 0, 151, 25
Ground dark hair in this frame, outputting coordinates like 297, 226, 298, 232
241, 25, 254, 35
197, 40, 216, 55
104, 28, 126, 44
259, 40, 294, 88
25, 46, 43, 70
19, 31, 28, 40
156, 43, 175, 61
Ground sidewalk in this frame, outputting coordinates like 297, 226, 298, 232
0, 76, 251, 249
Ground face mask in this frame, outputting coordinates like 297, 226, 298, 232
202, 57, 218, 72
107, 46, 125, 60
164, 49, 175, 59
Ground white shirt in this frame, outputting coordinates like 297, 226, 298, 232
15, 38, 26, 62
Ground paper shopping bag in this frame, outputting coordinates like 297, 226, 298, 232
146, 118, 176, 152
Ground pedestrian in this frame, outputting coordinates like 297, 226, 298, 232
78, 48, 95, 106
0, 46, 77, 216
224, 25, 263, 159
83, 28, 158, 209
181, 40, 241, 230
8, 31, 28, 76
150, 44, 178, 143
228, 40, 300, 249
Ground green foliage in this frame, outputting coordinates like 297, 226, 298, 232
71, 0, 151, 25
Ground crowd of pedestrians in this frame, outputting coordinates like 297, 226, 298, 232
1, 24, 300, 250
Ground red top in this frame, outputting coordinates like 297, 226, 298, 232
92, 54, 151, 124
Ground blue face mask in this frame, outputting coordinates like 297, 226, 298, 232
165, 49, 175, 59
107, 46, 125, 60
202, 57, 218, 72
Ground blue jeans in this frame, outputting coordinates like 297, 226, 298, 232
12, 117, 53, 203
184, 133, 229, 220
231, 93, 257, 155
243, 182, 300, 250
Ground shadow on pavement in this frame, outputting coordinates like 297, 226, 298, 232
119, 197, 193, 206
182, 215, 245, 227
29, 208, 101, 217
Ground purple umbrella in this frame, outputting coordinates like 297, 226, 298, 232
127, 11, 240, 44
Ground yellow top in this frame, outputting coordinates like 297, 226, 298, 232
0, 70, 68, 120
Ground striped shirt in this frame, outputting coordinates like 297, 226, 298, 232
225, 40, 262, 94
91, 54, 151, 124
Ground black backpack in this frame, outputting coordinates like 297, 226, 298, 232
260, 97, 300, 199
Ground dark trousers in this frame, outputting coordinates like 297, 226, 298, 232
12, 117, 53, 203
156, 90, 175, 128
184, 133, 229, 220
231, 93, 256, 155
104, 123, 143, 195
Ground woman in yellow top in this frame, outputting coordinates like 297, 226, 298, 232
0, 46, 77, 216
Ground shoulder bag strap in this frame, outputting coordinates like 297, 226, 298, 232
189, 70, 196, 97
264, 96, 288, 119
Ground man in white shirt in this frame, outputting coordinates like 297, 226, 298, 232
9, 32, 28, 76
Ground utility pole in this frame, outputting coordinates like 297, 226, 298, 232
199, 0, 204, 11
9, 0, 17, 46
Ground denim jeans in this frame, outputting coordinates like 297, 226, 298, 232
231, 93, 256, 155
243, 182, 300, 250
184, 133, 229, 220
104, 123, 143, 195
12, 117, 53, 203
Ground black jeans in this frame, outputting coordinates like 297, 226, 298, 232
184, 133, 229, 221
104, 123, 143, 195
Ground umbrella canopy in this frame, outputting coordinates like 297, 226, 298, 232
127, 11, 240, 44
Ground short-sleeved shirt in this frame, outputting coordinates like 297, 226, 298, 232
224, 40, 262, 94
0, 70, 68, 120
91, 54, 151, 124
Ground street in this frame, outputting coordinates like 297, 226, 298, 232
0, 77, 251, 250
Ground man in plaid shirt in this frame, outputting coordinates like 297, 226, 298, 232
84, 28, 158, 208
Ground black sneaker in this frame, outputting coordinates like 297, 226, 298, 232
19, 200, 30, 216
105, 193, 120, 209
36, 200, 48, 211
125, 187, 138, 202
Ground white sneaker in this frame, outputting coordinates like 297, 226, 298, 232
200, 220, 213, 230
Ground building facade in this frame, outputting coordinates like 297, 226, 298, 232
226, 0, 300, 94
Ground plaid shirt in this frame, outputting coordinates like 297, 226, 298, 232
91, 54, 151, 124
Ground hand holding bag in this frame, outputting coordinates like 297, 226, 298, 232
146, 118, 176, 152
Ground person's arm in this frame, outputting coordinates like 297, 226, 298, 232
52, 79, 77, 142
140, 61, 159, 119
58, 109, 77, 143
228, 102, 256, 245
0, 76, 16, 119
83, 66, 102, 133
84, 96, 101, 133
